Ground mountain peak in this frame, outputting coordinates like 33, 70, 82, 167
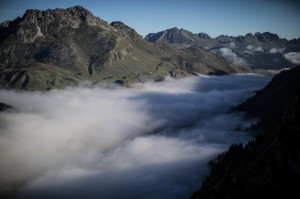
254, 32, 280, 41
22, 9, 42, 20
111, 21, 141, 40
67, 5, 90, 12
245, 33, 254, 38
198, 32, 211, 39
66, 5, 93, 17
169, 27, 179, 31
110, 21, 129, 29
145, 27, 207, 45
261, 32, 280, 40
0, 5, 112, 46
22, 6, 94, 23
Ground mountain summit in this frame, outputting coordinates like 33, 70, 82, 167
145, 27, 217, 49
0, 6, 243, 90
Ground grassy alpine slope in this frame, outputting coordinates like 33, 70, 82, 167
0, 6, 245, 90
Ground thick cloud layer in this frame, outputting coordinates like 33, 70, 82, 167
0, 74, 270, 199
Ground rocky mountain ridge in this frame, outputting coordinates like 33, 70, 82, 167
146, 28, 300, 70
0, 6, 243, 90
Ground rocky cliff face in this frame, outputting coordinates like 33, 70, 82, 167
0, 6, 243, 90
189, 66, 300, 199
146, 29, 300, 70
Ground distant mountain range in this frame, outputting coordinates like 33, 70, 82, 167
146, 27, 300, 70
0, 6, 244, 90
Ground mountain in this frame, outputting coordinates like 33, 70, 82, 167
190, 66, 300, 199
0, 6, 243, 90
236, 66, 300, 130
146, 28, 300, 70
145, 27, 217, 48
145, 27, 218, 49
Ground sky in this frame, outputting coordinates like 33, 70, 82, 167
0, 0, 300, 39
0, 0, 299, 39
0, 74, 270, 198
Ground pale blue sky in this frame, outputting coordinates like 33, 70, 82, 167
0, 0, 299, 39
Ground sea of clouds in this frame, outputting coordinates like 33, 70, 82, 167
0, 74, 270, 199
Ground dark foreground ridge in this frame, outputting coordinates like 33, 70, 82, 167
0, 6, 244, 90
190, 66, 300, 199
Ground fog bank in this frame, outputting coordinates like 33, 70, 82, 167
0, 74, 270, 199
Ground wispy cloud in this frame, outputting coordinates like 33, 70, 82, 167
218, 48, 248, 66
244, 45, 264, 54
269, 47, 285, 54
229, 42, 236, 49
284, 52, 300, 65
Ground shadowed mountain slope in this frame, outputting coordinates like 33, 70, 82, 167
190, 66, 300, 199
